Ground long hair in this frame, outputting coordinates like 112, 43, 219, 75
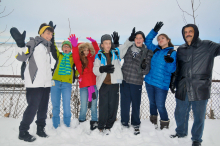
157, 33, 174, 48
78, 43, 95, 74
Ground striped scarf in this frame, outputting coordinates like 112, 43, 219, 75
58, 52, 72, 75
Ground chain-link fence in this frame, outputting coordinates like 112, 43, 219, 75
0, 75, 220, 120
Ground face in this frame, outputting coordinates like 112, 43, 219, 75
62, 44, 71, 54
101, 40, 111, 53
157, 35, 169, 49
41, 29, 53, 41
83, 48, 89, 57
184, 27, 194, 44
134, 34, 144, 47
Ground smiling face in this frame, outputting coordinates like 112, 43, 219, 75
62, 44, 71, 54
134, 34, 144, 47
184, 27, 194, 45
41, 30, 53, 41
157, 35, 169, 49
83, 48, 89, 57
101, 40, 111, 53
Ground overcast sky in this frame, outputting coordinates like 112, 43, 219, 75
1, 0, 220, 45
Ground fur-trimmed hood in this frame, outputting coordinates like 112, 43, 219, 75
78, 42, 95, 56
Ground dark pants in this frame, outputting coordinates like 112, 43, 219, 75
120, 80, 142, 128
98, 83, 119, 130
175, 94, 208, 143
145, 82, 169, 121
19, 87, 50, 132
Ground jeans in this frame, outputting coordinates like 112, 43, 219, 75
175, 94, 208, 142
51, 80, 72, 128
145, 82, 169, 121
120, 80, 142, 127
79, 85, 98, 122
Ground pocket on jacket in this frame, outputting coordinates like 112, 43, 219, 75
175, 78, 186, 100
192, 79, 211, 99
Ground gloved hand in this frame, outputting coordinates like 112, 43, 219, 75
129, 27, 136, 41
111, 31, 120, 47
68, 34, 78, 47
164, 55, 174, 63
49, 21, 56, 30
86, 37, 96, 42
99, 64, 115, 73
141, 59, 146, 69
170, 85, 176, 94
153, 21, 164, 32
10, 27, 26, 47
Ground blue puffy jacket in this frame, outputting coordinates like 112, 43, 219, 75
144, 29, 177, 90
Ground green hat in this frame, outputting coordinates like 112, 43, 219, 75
62, 41, 72, 49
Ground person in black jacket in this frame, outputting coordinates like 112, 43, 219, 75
170, 24, 220, 146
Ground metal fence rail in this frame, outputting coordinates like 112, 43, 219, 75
0, 75, 219, 120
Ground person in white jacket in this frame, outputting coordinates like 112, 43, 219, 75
10, 22, 55, 142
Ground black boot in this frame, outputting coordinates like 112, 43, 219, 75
192, 141, 201, 146
90, 121, 98, 130
170, 133, 186, 138
19, 131, 36, 142
150, 115, 158, 129
134, 127, 140, 135
36, 125, 48, 138
160, 120, 170, 130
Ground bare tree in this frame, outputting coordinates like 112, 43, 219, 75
176, 0, 201, 25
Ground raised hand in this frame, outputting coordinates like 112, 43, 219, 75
10, 27, 26, 47
111, 31, 120, 47
86, 37, 96, 42
68, 34, 78, 47
153, 21, 164, 32
129, 27, 136, 41
49, 21, 56, 30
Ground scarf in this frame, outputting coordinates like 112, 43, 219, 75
58, 52, 72, 75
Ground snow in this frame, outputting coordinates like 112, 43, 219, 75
0, 117, 219, 146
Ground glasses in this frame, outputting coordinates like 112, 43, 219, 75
63, 45, 70, 49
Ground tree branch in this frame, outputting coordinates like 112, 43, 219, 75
68, 18, 71, 36
0, 25, 7, 34
0, 9, 14, 18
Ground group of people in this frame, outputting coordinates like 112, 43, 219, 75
10, 20, 220, 146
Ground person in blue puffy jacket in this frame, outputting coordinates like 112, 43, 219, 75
144, 22, 176, 130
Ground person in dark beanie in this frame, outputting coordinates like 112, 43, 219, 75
144, 22, 176, 130
93, 31, 133, 135
120, 28, 153, 135
170, 24, 220, 146
10, 22, 55, 142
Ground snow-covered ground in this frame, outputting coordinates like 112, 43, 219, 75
0, 117, 219, 146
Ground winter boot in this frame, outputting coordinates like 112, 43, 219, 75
133, 126, 140, 135
192, 141, 201, 146
150, 115, 158, 129
18, 131, 36, 142
104, 128, 111, 135
90, 121, 98, 130
160, 120, 170, 130
36, 125, 48, 138
170, 133, 186, 138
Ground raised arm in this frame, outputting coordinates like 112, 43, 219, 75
86, 37, 99, 55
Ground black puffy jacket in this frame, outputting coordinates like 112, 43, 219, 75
175, 24, 220, 101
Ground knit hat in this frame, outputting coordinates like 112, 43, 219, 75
135, 31, 145, 41
101, 34, 112, 44
62, 41, 72, 49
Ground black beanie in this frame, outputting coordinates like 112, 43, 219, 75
101, 34, 112, 44
135, 31, 145, 41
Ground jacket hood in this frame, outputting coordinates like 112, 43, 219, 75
78, 42, 95, 56
182, 24, 199, 46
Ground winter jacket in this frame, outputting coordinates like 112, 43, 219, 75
72, 41, 99, 88
51, 44, 77, 84
144, 29, 176, 90
174, 24, 220, 101
121, 43, 153, 85
16, 36, 52, 88
93, 39, 133, 90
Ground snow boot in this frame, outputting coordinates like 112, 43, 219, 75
160, 120, 170, 130
90, 121, 98, 131
36, 125, 48, 138
150, 115, 158, 129
133, 126, 140, 135
192, 141, 201, 146
104, 129, 111, 135
170, 133, 186, 138
19, 131, 36, 142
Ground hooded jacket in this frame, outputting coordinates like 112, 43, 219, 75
72, 41, 99, 88
16, 36, 52, 88
174, 24, 220, 101
144, 29, 176, 90
93, 39, 133, 90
